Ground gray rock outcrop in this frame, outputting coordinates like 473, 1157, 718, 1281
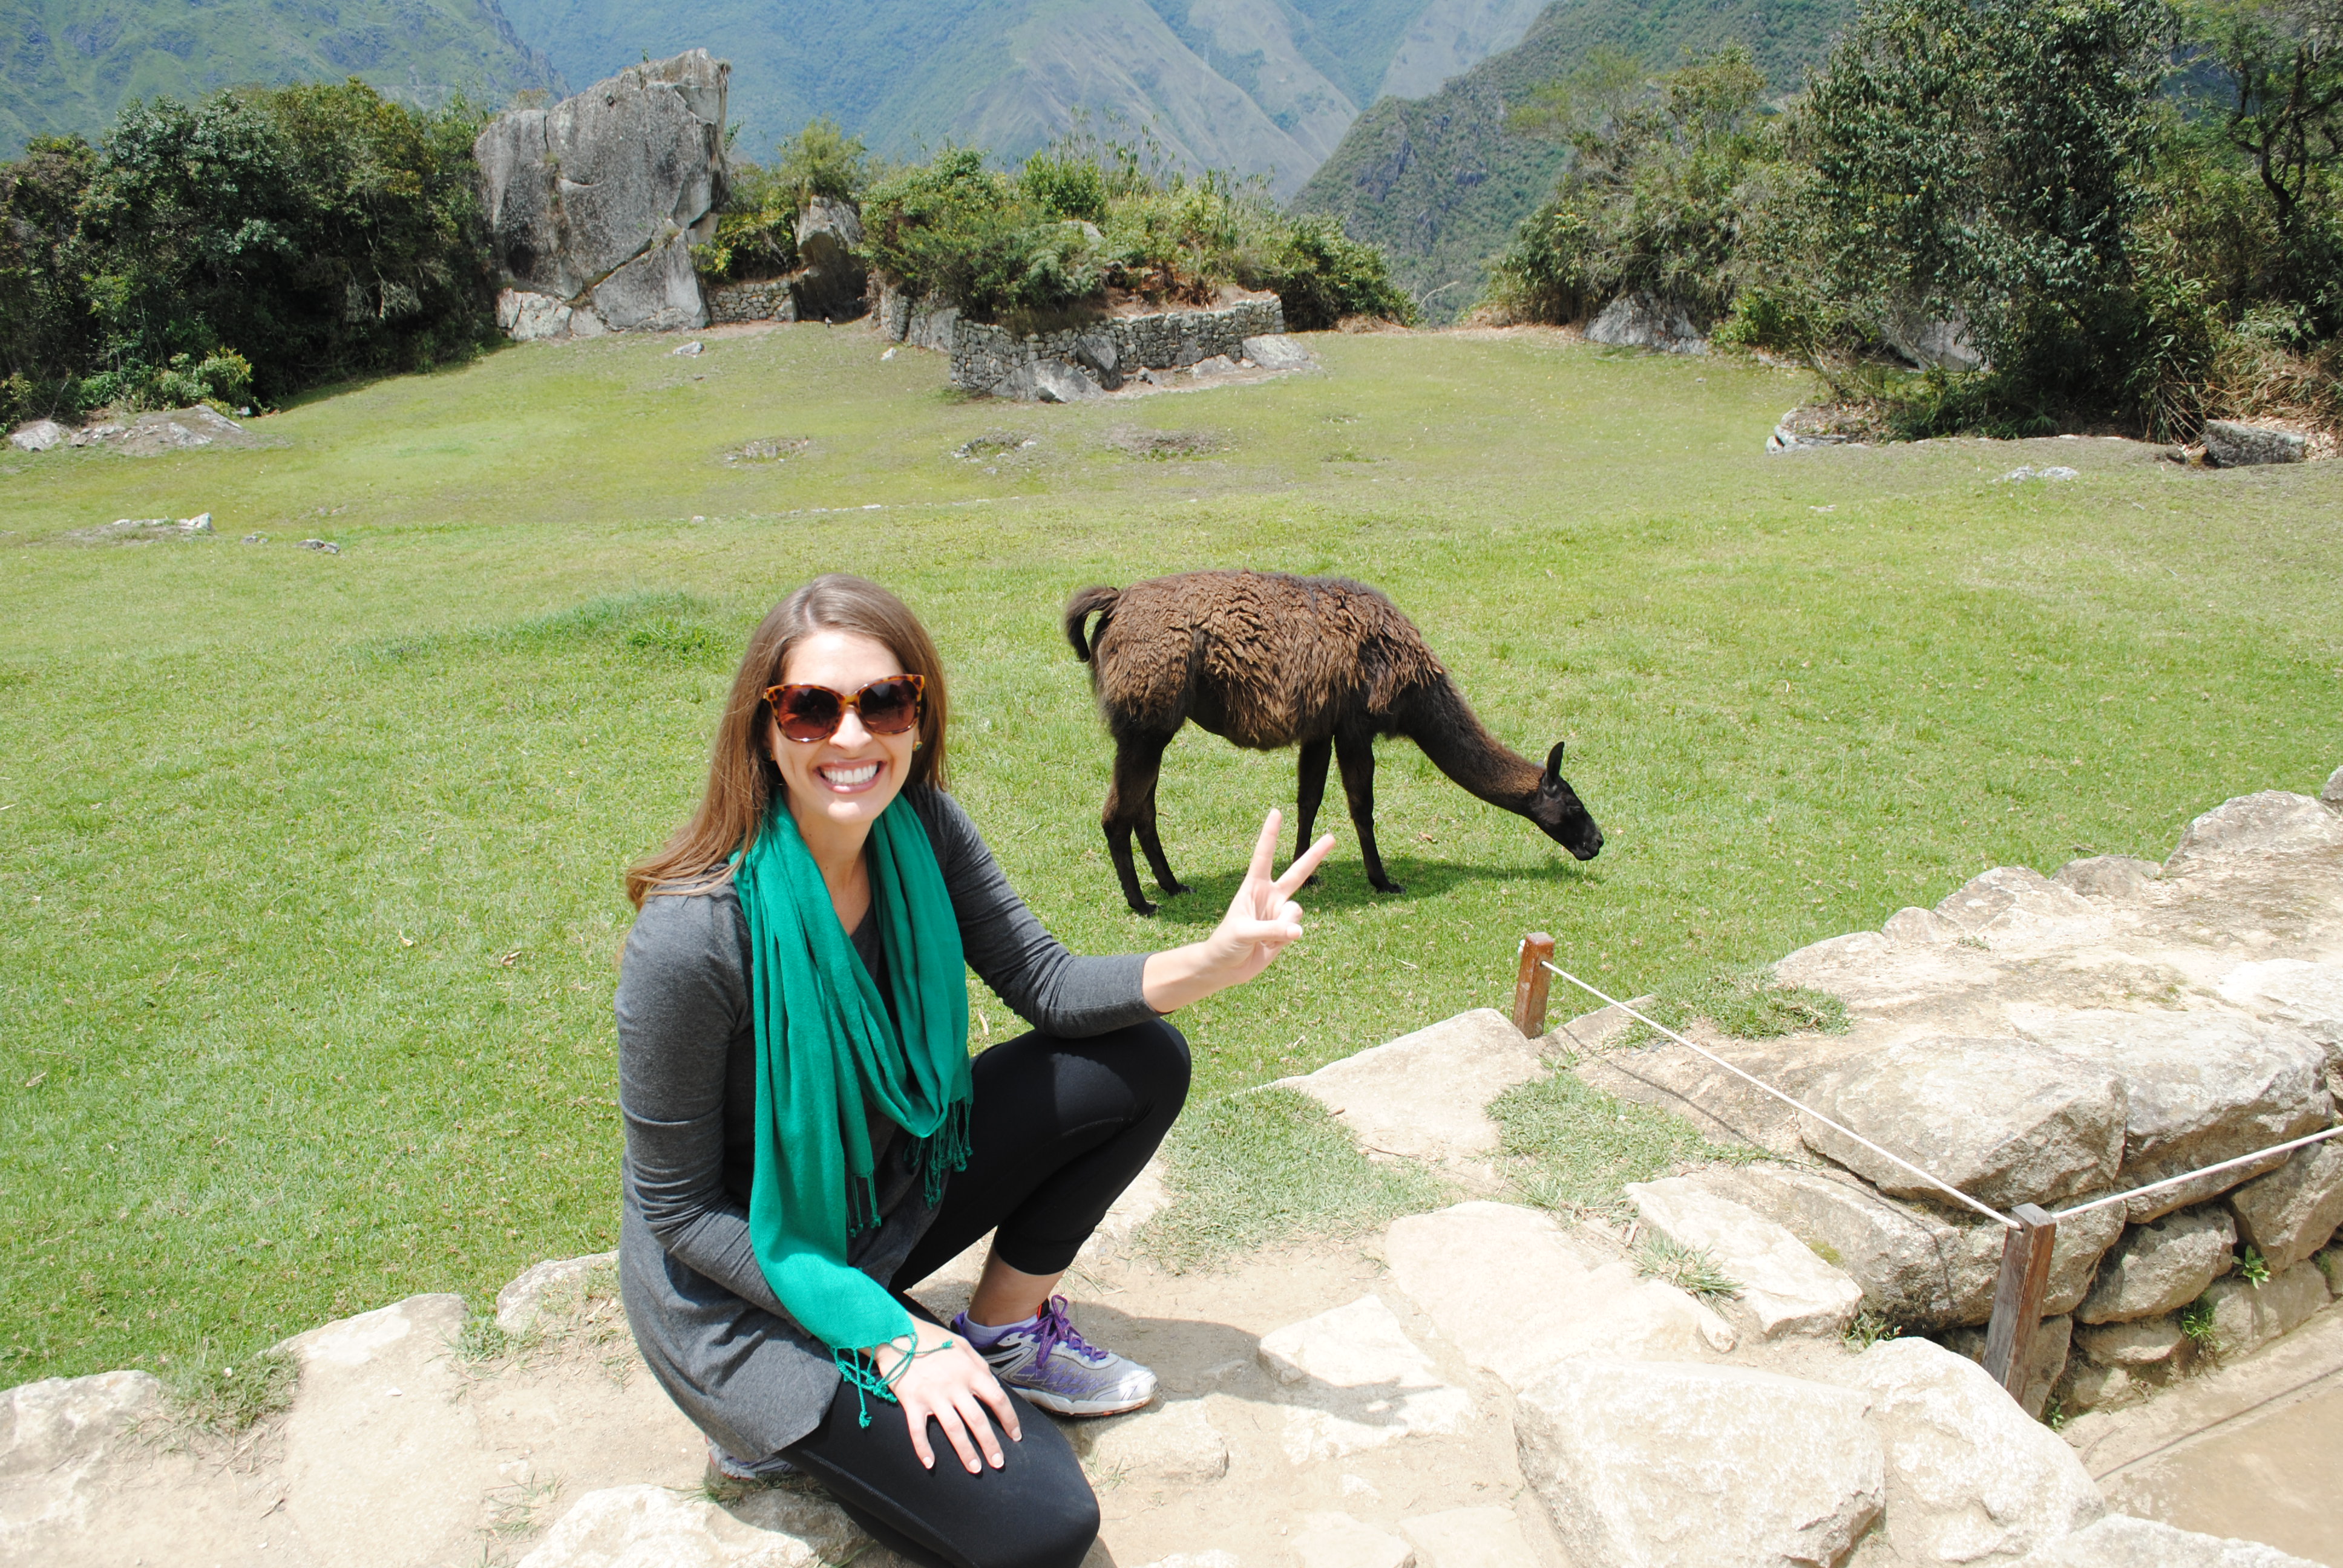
1586, 294, 1708, 355
1623, 1177, 1864, 1338
476, 51, 727, 338
791, 198, 867, 322
2201, 420, 2308, 467
7, 417, 68, 451
1513, 1359, 1883, 1568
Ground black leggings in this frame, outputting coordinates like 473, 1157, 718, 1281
779, 1016, 1190, 1568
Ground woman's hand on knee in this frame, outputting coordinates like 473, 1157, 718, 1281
878, 1320, 1022, 1473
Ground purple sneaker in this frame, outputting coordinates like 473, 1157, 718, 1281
954, 1295, 1159, 1417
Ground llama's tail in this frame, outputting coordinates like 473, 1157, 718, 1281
1063, 586, 1121, 663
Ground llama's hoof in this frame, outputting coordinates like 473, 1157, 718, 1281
1161, 882, 1193, 898
1372, 881, 1406, 895
1127, 900, 1160, 917
1303, 873, 1322, 888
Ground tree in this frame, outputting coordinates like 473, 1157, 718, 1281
1803, 0, 2181, 410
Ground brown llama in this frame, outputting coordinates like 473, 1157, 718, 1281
1064, 570, 1604, 915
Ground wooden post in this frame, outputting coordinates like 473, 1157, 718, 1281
1981, 1203, 2057, 1401
1512, 932, 1556, 1038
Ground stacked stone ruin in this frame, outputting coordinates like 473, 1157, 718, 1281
864, 284, 1293, 401
1592, 780, 2343, 1420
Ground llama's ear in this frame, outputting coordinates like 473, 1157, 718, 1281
1543, 741, 1567, 784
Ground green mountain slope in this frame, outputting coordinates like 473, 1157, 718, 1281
496, 0, 1543, 197
1294, 0, 1858, 319
0, 0, 565, 157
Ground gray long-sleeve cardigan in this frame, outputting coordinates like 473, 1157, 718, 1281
615, 785, 1159, 1460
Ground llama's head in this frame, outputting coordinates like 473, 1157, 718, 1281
1532, 742, 1604, 860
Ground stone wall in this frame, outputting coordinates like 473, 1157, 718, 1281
706, 279, 796, 324
947, 296, 1285, 400
474, 50, 727, 341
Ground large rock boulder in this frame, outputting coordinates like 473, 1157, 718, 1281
2016, 1010, 2331, 1220
2075, 1208, 2235, 1324
1832, 1338, 2103, 1563
2201, 421, 2308, 467
1383, 1202, 1734, 1389
1797, 1037, 2125, 1207
1586, 293, 1708, 355
790, 197, 867, 322
7, 418, 69, 452
1513, 1359, 1883, 1568
474, 51, 727, 335
1624, 1177, 1864, 1338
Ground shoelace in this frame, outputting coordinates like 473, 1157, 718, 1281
1030, 1294, 1110, 1368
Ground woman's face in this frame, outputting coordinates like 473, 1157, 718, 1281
769, 629, 919, 844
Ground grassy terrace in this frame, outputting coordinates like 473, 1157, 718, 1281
3, 323, 2338, 1382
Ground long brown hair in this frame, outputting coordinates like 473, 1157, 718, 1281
626, 575, 951, 907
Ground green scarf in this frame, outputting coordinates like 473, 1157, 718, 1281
736, 793, 971, 1354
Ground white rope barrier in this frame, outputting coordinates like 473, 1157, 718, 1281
1542, 961, 2020, 1230
2049, 1124, 2343, 1221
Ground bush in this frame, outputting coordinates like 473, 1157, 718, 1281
693, 159, 799, 286
860, 137, 1415, 329
778, 116, 867, 206
2, 79, 494, 420
1488, 47, 1782, 329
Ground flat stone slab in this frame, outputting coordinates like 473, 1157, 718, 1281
1069, 1397, 1227, 1486
1383, 1203, 1734, 1391
1400, 1507, 1541, 1568
1277, 1008, 1545, 1167
1256, 1295, 1477, 1465
496, 1251, 618, 1333
1624, 1177, 1863, 1338
514, 1483, 865, 1568
2017, 1514, 2327, 1567
1514, 1358, 1884, 1568
1293, 1511, 1413, 1568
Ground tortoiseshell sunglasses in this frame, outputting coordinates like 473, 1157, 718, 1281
762, 673, 925, 743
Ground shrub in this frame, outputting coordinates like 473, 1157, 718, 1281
3, 79, 495, 418
862, 137, 1415, 328
777, 116, 868, 206
693, 159, 799, 286
1487, 48, 1783, 328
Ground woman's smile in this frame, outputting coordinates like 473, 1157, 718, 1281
817, 759, 882, 792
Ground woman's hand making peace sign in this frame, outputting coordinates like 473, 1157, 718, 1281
1139, 809, 1337, 1014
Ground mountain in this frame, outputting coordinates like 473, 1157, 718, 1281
1293, 0, 1859, 319
0, 0, 565, 156
494, 0, 1549, 198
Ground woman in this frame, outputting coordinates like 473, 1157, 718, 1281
617, 574, 1334, 1568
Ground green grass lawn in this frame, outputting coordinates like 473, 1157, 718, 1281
4, 323, 2339, 1383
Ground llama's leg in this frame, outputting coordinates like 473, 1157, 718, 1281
1103, 734, 1184, 915
1294, 738, 1332, 886
1335, 731, 1401, 893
